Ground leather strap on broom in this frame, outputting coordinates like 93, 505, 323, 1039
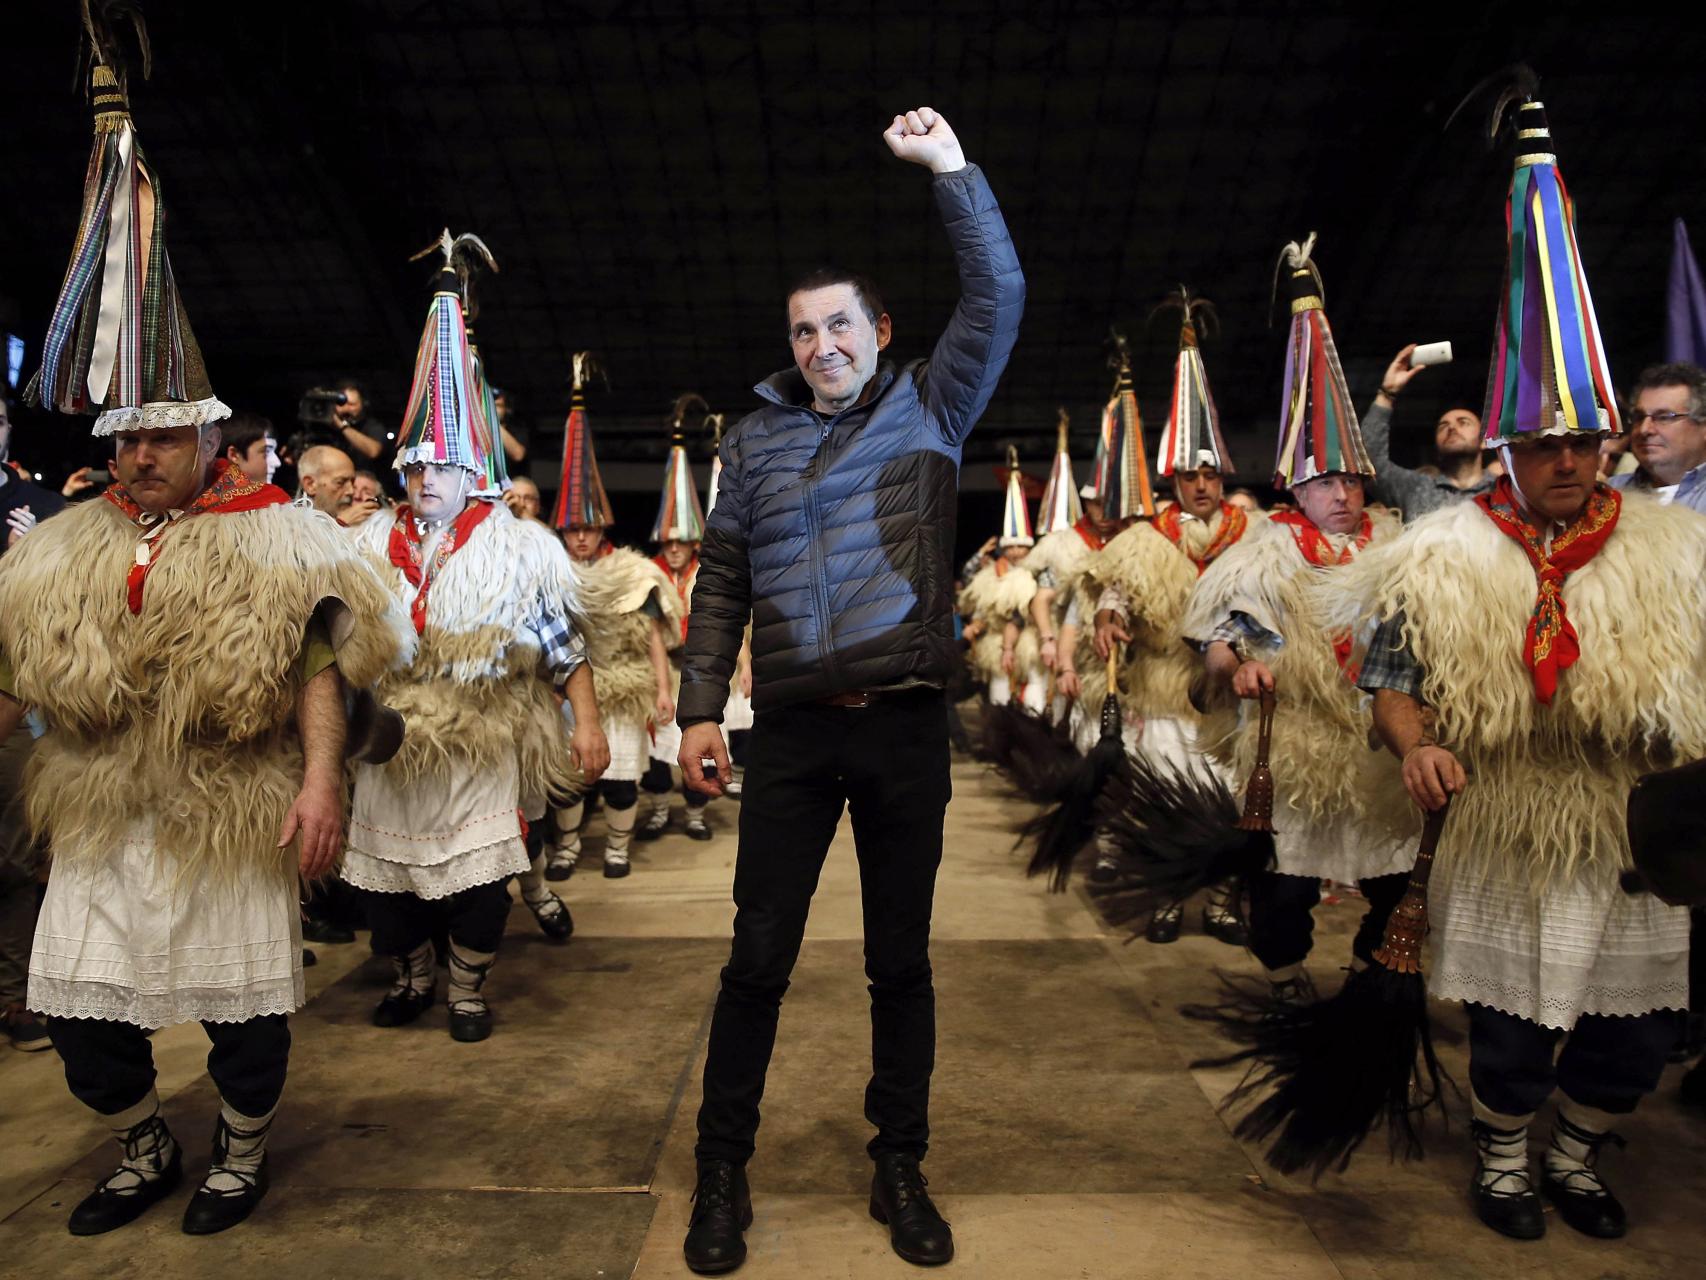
1235, 689, 1276, 831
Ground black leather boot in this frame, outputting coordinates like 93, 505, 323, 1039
683, 1160, 751, 1275
870, 1152, 953, 1265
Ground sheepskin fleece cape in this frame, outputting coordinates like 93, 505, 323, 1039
1320, 493, 1706, 896
1182, 508, 1413, 838
572, 546, 681, 725
0, 498, 410, 884
1082, 511, 1258, 721
959, 561, 1041, 683
353, 504, 577, 801
1024, 526, 1099, 629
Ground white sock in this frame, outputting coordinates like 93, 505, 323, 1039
447, 943, 497, 1014
604, 802, 637, 863
98, 1090, 177, 1194
1264, 962, 1305, 986
392, 940, 434, 997
1545, 1095, 1619, 1192
518, 853, 552, 906
552, 801, 584, 861
202, 1100, 275, 1194
1472, 1091, 1535, 1192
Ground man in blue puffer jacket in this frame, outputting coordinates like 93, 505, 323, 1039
676, 107, 1023, 1274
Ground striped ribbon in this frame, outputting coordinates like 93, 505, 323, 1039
552, 391, 614, 529
651, 444, 706, 542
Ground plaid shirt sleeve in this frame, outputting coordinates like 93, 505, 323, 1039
1191, 610, 1283, 655
1357, 609, 1426, 700
529, 596, 587, 692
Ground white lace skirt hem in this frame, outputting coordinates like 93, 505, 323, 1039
1428, 864, 1691, 1030
599, 716, 651, 782
1271, 809, 1414, 883
341, 841, 527, 899
28, 975, 303, 1028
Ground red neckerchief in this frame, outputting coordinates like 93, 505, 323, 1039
388, 500, 495, 634
653, 552, 698, 642
1072, 516, 1107, 552
1269, 508, 1373, 676
1474, 475, 1620, 705
1154, 501, 1249, 576
104, 458, 290, 615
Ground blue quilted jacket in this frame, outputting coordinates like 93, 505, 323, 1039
678, 164, 1024, 723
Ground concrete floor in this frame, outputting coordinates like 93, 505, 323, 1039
3, 754, 1706, 1279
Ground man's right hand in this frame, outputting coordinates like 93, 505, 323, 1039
1057, 667, 1081, 699
1403, 744, 1466, 811
1379, 343, 1427, 400
883, 108, 966, 174
1231, 660, 1276, 700
61, 466, 97, 499
680, 721, 731, 798
1093, 610, 1132, 660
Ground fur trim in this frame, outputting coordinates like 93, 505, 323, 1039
1183, 510, 1413, 836
0, 500, 410, 886
1081, 522, 1198, 720
958, 562, 1038, 624
571, 547, 678, 725
1318, 493, 1706, 895
353, 506, 579, 800
1024, 528, 1097, 628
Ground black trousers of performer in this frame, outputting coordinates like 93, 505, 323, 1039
641, 757, 708, 810
1467, 1002, 1674, 1115
48, 1014, 291, 1118
695, 690, 952, 1167
367, 879, 511, 957
1246, 870, 1409, 972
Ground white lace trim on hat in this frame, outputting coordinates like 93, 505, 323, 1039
91, 396, 233, 437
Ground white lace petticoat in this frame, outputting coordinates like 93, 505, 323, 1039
28, 820, 303, 1028
1428, 862, 1690, 1029
344, 753, 529, 899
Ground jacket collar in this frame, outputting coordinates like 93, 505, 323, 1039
754, 361, 899, 414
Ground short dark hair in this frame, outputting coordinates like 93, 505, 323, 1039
334, 376, 368, 402
1630, 362, 1706, 421
221, 409, 273, 457
785, 267, 885, 327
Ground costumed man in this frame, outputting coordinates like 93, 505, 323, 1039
547, 354, 682, 881
1022, 410, 1113, 723
0, 53, 407, 1236
345, 236, 606, 1042
958, 447, 1043, 710
1181, 237, 1414, 998
640, 396, 715, 842
1345, 80, 1703, 1243
1089, 290, 1254, 944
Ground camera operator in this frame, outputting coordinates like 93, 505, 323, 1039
0, 394, 65, 554
331, 378, 389, 464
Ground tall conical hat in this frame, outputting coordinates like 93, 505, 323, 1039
1093, 334, 1157, 519
30, 21, 228, 437
651, 393, 709, 543
703, 413, 727, 517
999, 445, 1035, 547
446, 231, 510, 496
395, 229, 502, 493
551, 352, 614, 530
1155, 287, 1234, 477
1272, 234, 1373, 487
1035, 409, 1082, 535
1470, 67, 1619, 444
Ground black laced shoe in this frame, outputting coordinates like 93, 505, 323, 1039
1201, 903, 1248, 948
447, 949, 495, 1042
182, 1115, 270, 1236
1145, 904, 1183, 944
870, 1152, 953, 1266
1542, 1116, 1628, 1239
684, 1160, 751, 1275
372, 952, 435, 1028
526, 891, 575, 943
1469, 1119, 1544, 1240
68, 1119, 183, 1236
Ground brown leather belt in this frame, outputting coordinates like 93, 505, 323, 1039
818, 690, 879, 708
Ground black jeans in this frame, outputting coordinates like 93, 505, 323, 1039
1246, 870, 1409, 972
1467, 1002, 1674, 1115
695, 691, 952, 1166
48, 1014, 291, 1117
367, 879, 512, 957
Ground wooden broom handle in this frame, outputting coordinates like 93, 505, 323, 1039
1105, 648, 1119, 692
1253, 688, 1275, 764
1405, 798, 1451, 893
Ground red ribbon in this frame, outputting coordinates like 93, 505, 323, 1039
652, 552, 698, 643
104, 459, 290, 615
1072, 516, 1107, 552
1268, 508, 1372, 675
387, 500, 495, 634
1473, 475, 1620, 704
1154, 501, 1249, 575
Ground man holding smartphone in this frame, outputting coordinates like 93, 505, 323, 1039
675, 106, 1023, 1273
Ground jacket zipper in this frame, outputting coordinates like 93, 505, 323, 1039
803, 414, 842, 689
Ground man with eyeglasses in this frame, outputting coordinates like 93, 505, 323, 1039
1610, 362, 1706, 513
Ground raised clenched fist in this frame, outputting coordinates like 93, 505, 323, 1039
883, 108, 967, 174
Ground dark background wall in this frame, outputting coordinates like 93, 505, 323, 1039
3, 1, 1701, 556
